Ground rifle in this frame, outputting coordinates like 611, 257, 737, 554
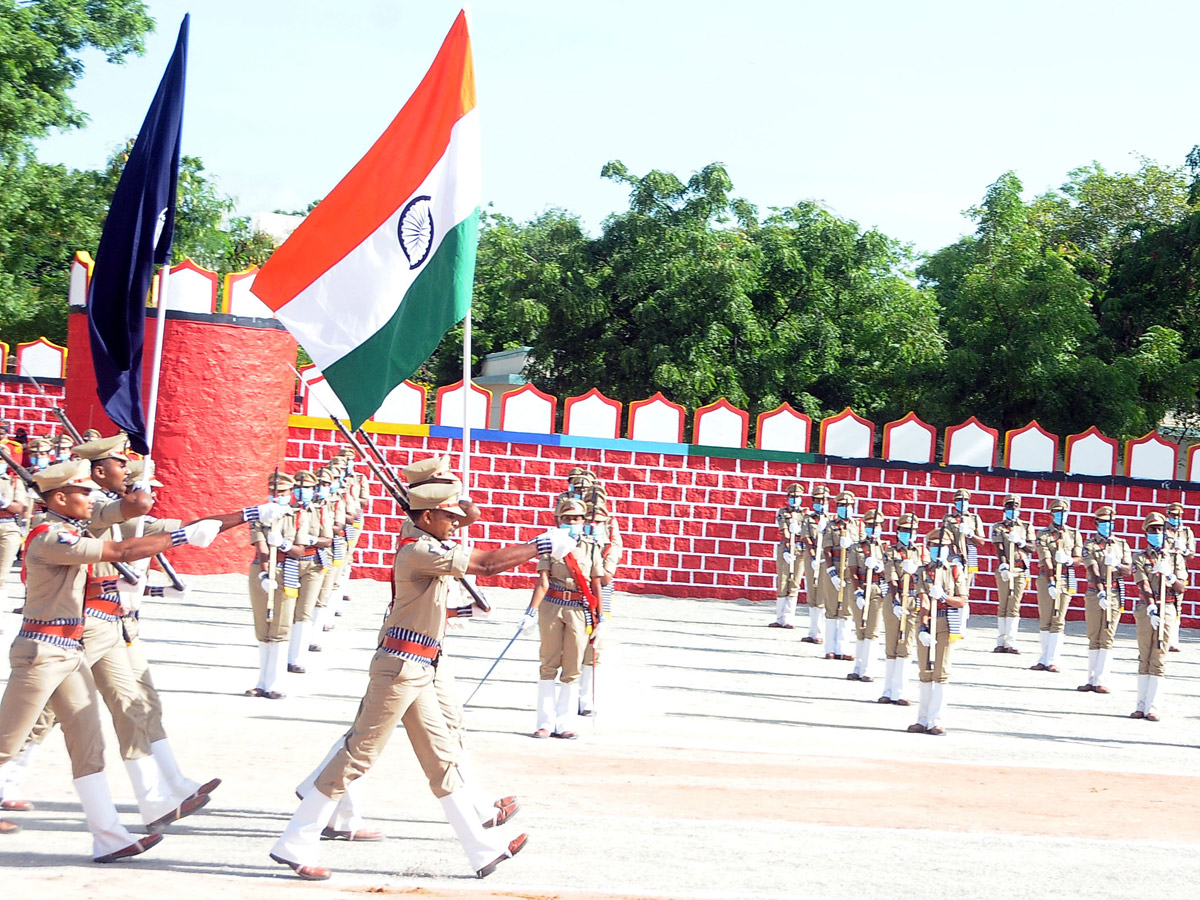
25, 373, 82, 444
40, 397, 186, 591
0, 444, 141, 585
835, 524, 850, 618
287, 363, 490, 613
925, 568, 938, 674
1156, 547, 1169, 651
266, 467, 281, 599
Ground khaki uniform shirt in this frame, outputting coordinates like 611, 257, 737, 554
0, 473, 28, 519
24, 513, 105, 621
777, 508, 804, 548
991, 517, 1036, 569
884, 542, 930, 590
822, 517, 863, 569
920, 561, 970, 601
942, 511, 984, 561
385, 527, 472, 645
847, 536, 887, 589
537, 537, 604, 591
1080, 535, 1132, 591
1167, 523, 1196, 558
1132, 547, 1188, 600
796, 511, 828, 556
1035, 525, 1083, 576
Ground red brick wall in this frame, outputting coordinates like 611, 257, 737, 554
0, 377, 65, 439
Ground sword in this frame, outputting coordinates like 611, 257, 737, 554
464, 623, 524, 707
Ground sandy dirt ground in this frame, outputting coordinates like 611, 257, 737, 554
2, 570, 1200, 900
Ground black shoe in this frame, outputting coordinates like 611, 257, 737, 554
288, 663, 306, 674
308, 644, 322, 653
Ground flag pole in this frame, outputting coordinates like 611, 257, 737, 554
143, 264, 171, 458
461, 310, 472, 493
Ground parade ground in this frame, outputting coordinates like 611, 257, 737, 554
2, 571, 1200, 900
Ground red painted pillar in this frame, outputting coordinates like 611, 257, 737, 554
66, 308, 298, 574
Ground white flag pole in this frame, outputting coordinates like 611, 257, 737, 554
133, 263, 171, 542
461, 310, 472, 493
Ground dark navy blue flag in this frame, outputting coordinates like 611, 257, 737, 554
87, 15, 188, 455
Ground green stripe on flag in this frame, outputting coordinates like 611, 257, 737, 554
324, 209, 478, 429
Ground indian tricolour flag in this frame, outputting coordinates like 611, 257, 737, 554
251, 10, 478, 429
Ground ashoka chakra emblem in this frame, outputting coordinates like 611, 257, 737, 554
397, 195, 434, 270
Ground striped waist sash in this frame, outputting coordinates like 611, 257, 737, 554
85, 578, 123, 621
380, 626, 441, 666
19, 617, 84, 649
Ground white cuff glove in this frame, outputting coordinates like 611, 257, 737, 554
827, 568, 842, 591
918, 630, 933, 647
258, 571, 278, 593
839, 535, 853, 550
1054, 550, 1071, 565
789, 522, 802, 535
131, 479, 154, 495
997, 563, 1010, 583
959, 523, 975, 538
590, 619, 606, 642
854, 589, 866, 610
865, 555, 882, 572
782, 551, 794, 567
1165, 572, 1177, 586
116, 574, 146, 615
162, 584, 190, 600
1103, 552, 1119, 567
1148, 604, 1161, 630
1097, 590, 1108, 610
252, 502, 290, 526
266, 531, 292, 551
519, 611, 538, 632
1154, 559, 1172, 576
1047, 583, 1058, 600
811, 558, 820, 575
902, 559, 919, 576
892, 603, 904, 619
930, 583, 947, 601
183, 519, 222, 549
1015, 539, 1027, 548
536, 529, 577, 560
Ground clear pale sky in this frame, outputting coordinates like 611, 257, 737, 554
34, 0, 1199, 254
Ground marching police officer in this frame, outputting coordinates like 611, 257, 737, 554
1078, 505, 1131, 693
879, 513, 926, 705
908, 526, 967, 735
990, 495, 1034, 654
846, 508, 886, 681
799, 484, 830, 645
1032, 499, 1082, 673
771, 484, 805, 629
1130, 512, 1187, 721
821, 490, 862, 660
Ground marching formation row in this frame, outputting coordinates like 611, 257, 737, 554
769, 484, 1191, 729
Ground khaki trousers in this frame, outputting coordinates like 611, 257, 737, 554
315, 650, 460, 799
883, 593, 917, 659
316, 562, 340, 610
1036, 574, 1070, 632
821, 565, 850, 620
775, 543, 802, 598
996, 570, 1029, 618
122, 621, 168, 744
1135, 601, 1176, 677
249, 560, 295, 642
1084, 589, 1122, 650
293, 559, 325, 624
538, 602, 587, 684
582, 626, 604, 667
434, 655, 465, 754
0, 637, 106, 778
0, 523, 22, 588
917, 617, 954, 684
801, 549, 822, 608
852, 584, 883, 641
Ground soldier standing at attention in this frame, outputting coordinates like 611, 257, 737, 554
879, 513, 926, 706
269, 470, 567, 881
521, 497, 604, 740
908, 526, 967, 735
942, 488, 984, 628
0, 455, 29, 614
990, 495, 1034, 654
770, 484, 805, 629
1163, 501, 1193, 652
287, 471, 331, 675
1078, 505, 1132, 694
1032, 498, 1083, 673
821, 490, 862, 660
846, 508, 886, 682
579, 482, 621, 717
799, 484, 830, 645
1130, 513, 1187, 721
0, 460, 223, 855
247, 471, 299, 699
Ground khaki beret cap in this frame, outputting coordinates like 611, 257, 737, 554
268, 470, 295, 491
26, 437, 51, 453
1166, 501, 1186, 514
72, 435, 128, 461
33, 459, 100, 493
408, 478, 466, 516
403, 455, 452, 485
786, 483, 804, 496
556, 496, 587, 518
1003, 494, 1021, 506
1049, 498, 1070, 512
1093, 505, 1115, 518
926, 526, 952, 545
810, 484, 829, 497
897, 512, 919, 529
835, 490, 856, 504
862, 508, 885, 525
81, 428, 102, 441
124, 459, 162, 488
954, 488, 971, 501
293, 470, 319, 487
315, 467, 335, 482
1144, 512, 1166, 529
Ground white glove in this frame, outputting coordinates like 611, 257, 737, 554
536, 529, 577, 560
1054, 549, 1071, 565
1103, 552, 1119, 568
1165, 572, 1177, 586
827, 568, 842, 591
854, 589, 866, 610
1147, 604, 1161, 630
839, 535, 853, 550
918, 630, 933, 647
902, 559, 919, 576
519, 611, 537, 632
782, 551, 794, 567
930, 583, 947, 601
1097, 590, 1108, 610
1154, 559, 1172, 576
116, 574, 146, 615
811, 558, 820, 575
997, 563, 1010, 583
1175, 537, 1188, 551
445, 616, 467, 634
258, 571, 278, 593
183, 519, 222, 548
1015, 539, 1027, 548
1047, 582, 1058, 600
590, 620, 606, 642
789, 521, 802, 535
959, 522, 975, 538
892, 603, 904, 619
254, 502, 290, 526
865, 555, 882, 572
266, 532, 294, 553
162, 584, 190, 600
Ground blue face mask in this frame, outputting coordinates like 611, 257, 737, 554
1097, 521, 1113, 538
583, 523, 595, 537
1004, 508, 1016, 521
935, 546, 949, 563
787, 497, 798, 508
33, 455, 50, 470
1167, 515, 1181, 529
1148, 532, 1164, 549
812, 502, 824, 515
563, 522, 582, 539
865, 526, 877, 538
837, 505, 850, 520
898, 531, 912, 547
316, 486, 330, 501
1052, 511, 1065, 527
294, 487, 314, 504
271, 494, 291, 506
955, 499, 967, 513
